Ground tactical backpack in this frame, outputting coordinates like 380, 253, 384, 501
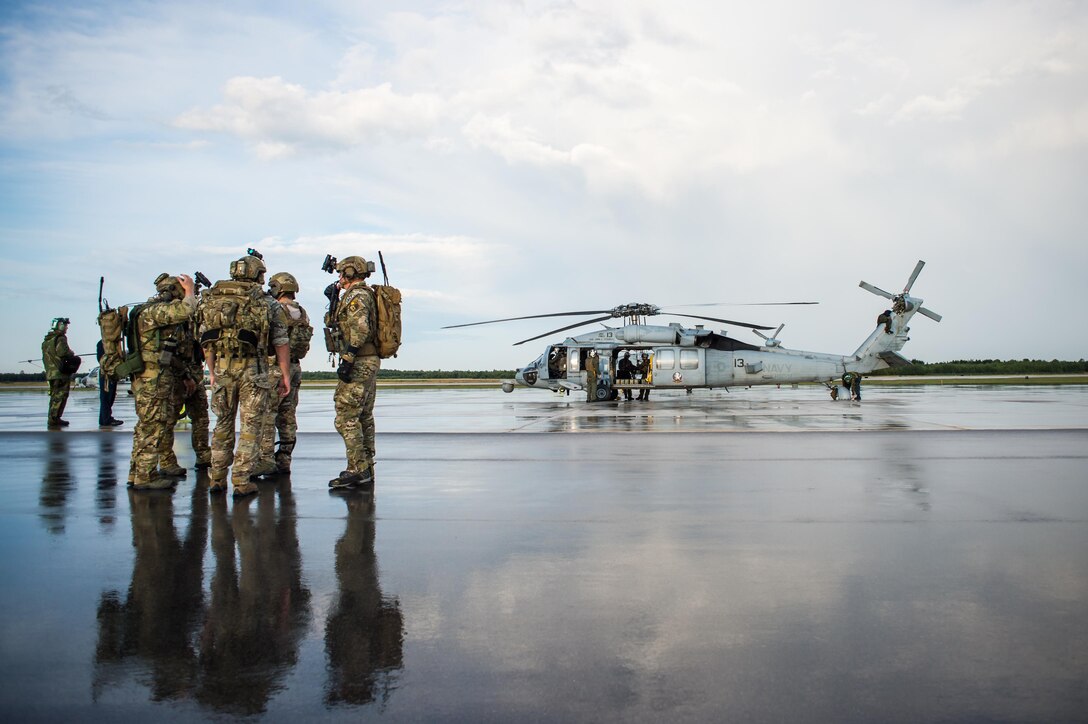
97, 306, 129, 379
371, 284, 402, 359
197, 280, 269, 359
113, 305, 146, 379
284, 302, 313, 362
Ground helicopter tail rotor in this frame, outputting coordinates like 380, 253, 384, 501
858, 281, 895, 300
859, 260, 942, 322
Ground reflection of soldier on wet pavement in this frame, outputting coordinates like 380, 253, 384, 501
39, 436, 74, 535
325, 493, 404, 707
93, 483, 208, 703
197, 484, 311, 716
96, 434, 119, 531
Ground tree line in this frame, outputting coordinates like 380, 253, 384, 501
867, 359, 1088, 376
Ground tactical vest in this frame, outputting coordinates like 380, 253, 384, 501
198, 280, 270, 359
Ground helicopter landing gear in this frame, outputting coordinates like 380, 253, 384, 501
593, 384, 611, 402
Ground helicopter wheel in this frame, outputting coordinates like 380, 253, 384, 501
594, 386, 611, 402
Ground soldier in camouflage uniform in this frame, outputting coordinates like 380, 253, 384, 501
42, 317, 76, 429
329, 256, 381, 490
255, 272, 312, 475
157, 304, 212, 477
127, 273, 197, 490
198, 255, 290, 498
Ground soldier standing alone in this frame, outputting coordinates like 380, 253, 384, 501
42, 317, 78, 429
329, 256, 381, 490
197, 254, 290, 497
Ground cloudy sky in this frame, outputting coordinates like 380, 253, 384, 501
2, 0, 1085, 373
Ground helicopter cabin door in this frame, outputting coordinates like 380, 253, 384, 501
652, 347, 706, 388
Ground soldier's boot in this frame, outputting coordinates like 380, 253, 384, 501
194, 457, 211, 470
132, 473, 177, 491
329, 468, 373, 490
158, 464, 187, 478
232, 482, 258, 498
208, 476, 228, 495
250, 458, 279, 480
275, 441, 295, 473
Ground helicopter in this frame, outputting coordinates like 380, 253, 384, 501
443, 261, 941, 402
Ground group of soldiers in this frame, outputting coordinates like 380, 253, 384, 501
42, 251, 386, 498
617, 350, 652, 401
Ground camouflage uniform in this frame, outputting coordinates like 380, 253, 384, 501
159, 318, 211, 474
332, 272, 380, 484
127, 291, 197, 487
258, 284, 311, 474
251, 292, 294, 477
42, 321, 74, 427
198, 256, 289, 495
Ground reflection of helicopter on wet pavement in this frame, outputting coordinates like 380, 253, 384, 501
445, 261, 941, 403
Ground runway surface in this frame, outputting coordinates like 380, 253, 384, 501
1, 385, 1086, 721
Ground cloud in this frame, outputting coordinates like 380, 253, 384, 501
175, 76, 445, 154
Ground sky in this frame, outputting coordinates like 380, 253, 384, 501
2, 0, 1086, 373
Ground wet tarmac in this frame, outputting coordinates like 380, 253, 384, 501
1, 385, 1087, 721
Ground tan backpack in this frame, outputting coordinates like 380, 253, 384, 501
197, 280, 269, 358
97, 306, 129, 378
372, 284, 402, 359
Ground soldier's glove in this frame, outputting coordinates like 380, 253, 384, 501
337, 359, 355, 382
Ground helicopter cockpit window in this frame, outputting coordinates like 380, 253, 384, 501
680, 349, 699, 370
547, 346, 567, 378
655, 349, 675, 370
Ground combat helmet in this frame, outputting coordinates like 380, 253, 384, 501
154, 273, 183, 300
230, 254, 267, 283
268, 271, 299, 297
335, 255, 373, 280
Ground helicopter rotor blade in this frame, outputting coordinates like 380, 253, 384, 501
859, 281, 895, 300
667, 313, 775, 331
512, 315, 616, 346
918, 306, 942, 322
666, 301, 818, 307
904, 260, 925, 293
442, 310, 611, 330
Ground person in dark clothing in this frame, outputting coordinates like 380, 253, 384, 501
617, 351, 635, 400
97, 340, 124, 428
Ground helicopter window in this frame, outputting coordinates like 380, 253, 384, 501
655, 349, 675, 370
568, 348, 580, 373
680, 349, 699, 369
